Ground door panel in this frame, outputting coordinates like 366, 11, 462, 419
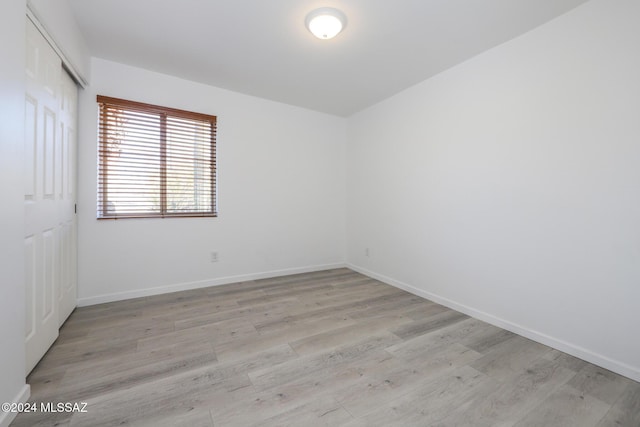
43, 107, 56, 198
24, 17, 77, 374
42, 229, 55, 321
58, 69, 78, 326
24, 237, 36, 341
25, 96, 37, 198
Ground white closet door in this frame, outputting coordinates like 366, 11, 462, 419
24, 18, 78, 374
57, 69, 78, 327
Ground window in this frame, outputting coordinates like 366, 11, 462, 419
97, 96, 217, 219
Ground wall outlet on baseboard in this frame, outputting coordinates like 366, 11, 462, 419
210, 251, 219, 263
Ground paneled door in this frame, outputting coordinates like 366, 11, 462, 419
24, 18, 78, 374
57, 68, 78, 327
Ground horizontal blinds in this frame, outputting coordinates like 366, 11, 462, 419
97, 95, 217, 219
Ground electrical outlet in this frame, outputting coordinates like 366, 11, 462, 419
365, 247, 370, 257
210, 251, 219, 263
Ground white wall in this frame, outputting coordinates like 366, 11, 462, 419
347, 0, 640, 381
27, 0, 90, 82
0, 1, 30, 426
77, 58, 347, 304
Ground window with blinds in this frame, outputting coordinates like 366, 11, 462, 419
97, 96, 217, 219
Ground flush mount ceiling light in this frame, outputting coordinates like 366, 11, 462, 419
305, 7, 347, 40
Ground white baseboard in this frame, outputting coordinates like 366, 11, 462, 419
77, 263, 347, 307
0, 384, 30, 427
347, 263, 640, 383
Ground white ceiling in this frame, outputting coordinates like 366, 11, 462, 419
68, 0, 589, 117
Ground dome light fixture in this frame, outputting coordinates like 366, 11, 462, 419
305, 7, 347, 40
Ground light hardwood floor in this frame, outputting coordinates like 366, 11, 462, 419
12, 268, 640, 426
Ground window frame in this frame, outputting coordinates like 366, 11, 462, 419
97, 95, 217, 219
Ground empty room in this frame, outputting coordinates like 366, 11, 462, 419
1, 0, 640, 426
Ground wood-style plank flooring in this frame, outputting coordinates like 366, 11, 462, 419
13, 268, 640, 426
